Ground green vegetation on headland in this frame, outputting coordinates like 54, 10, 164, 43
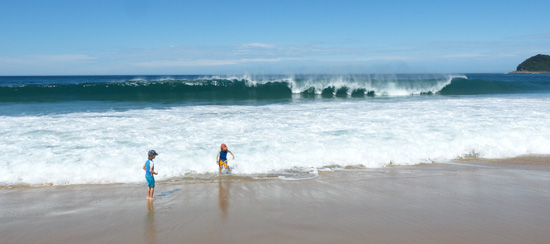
510, 54, 550, 73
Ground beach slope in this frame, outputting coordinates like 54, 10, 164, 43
1, 156, 549, 244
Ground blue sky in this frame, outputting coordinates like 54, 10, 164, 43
1, 0, 549, 75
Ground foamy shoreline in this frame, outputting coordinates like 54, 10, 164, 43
1, 155, 549, 243
3, 75, 550, 187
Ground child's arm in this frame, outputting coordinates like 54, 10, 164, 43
143, 164, 147, 171
150, 163, 157, 175
229, 150, 235, 159
216, 152, 220, 164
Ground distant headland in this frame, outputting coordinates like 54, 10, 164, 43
510, 54, 550, 74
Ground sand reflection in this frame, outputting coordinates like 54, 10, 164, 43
218, 178, 231, 220
145, 200, 156, 244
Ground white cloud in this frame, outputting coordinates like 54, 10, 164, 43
241, 43, 275, 48
33, 54, 97, 62
354, 56, 413, 61
440, 53, 486, 59
507, 33, 550, 40
438, 52, 518, 59
0, 54, 97, 65
134, 58, 283, 67
3, 37, 545, 75
0, 57, 26, 64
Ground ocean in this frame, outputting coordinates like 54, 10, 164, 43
1, 73, 549, 186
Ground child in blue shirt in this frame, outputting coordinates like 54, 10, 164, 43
143, 150, 158, 200
216, 144, 235, 174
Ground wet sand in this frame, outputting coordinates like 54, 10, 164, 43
1, 156, 549, 244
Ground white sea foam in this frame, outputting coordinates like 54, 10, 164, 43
203, 74, 465, 96
1, 94, 549, 186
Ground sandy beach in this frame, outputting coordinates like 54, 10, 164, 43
1, 155, 549, 244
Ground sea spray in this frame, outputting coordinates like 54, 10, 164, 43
0, 74, 474, 102
1, 94, 549, 186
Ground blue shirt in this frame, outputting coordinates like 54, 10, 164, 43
220, 150, 228, 161
145, 160, 154, 176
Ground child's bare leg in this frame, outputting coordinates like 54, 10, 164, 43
147, 187, 151, 199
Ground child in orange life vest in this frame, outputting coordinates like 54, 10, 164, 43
216, 144, 235, 174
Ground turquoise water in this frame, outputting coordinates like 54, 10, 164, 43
1, 74, 549, 186
1, 74, 549, 103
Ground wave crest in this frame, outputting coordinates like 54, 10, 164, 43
7, 73, 548, 102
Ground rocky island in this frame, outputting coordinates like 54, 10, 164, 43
510, 54, 550, 73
